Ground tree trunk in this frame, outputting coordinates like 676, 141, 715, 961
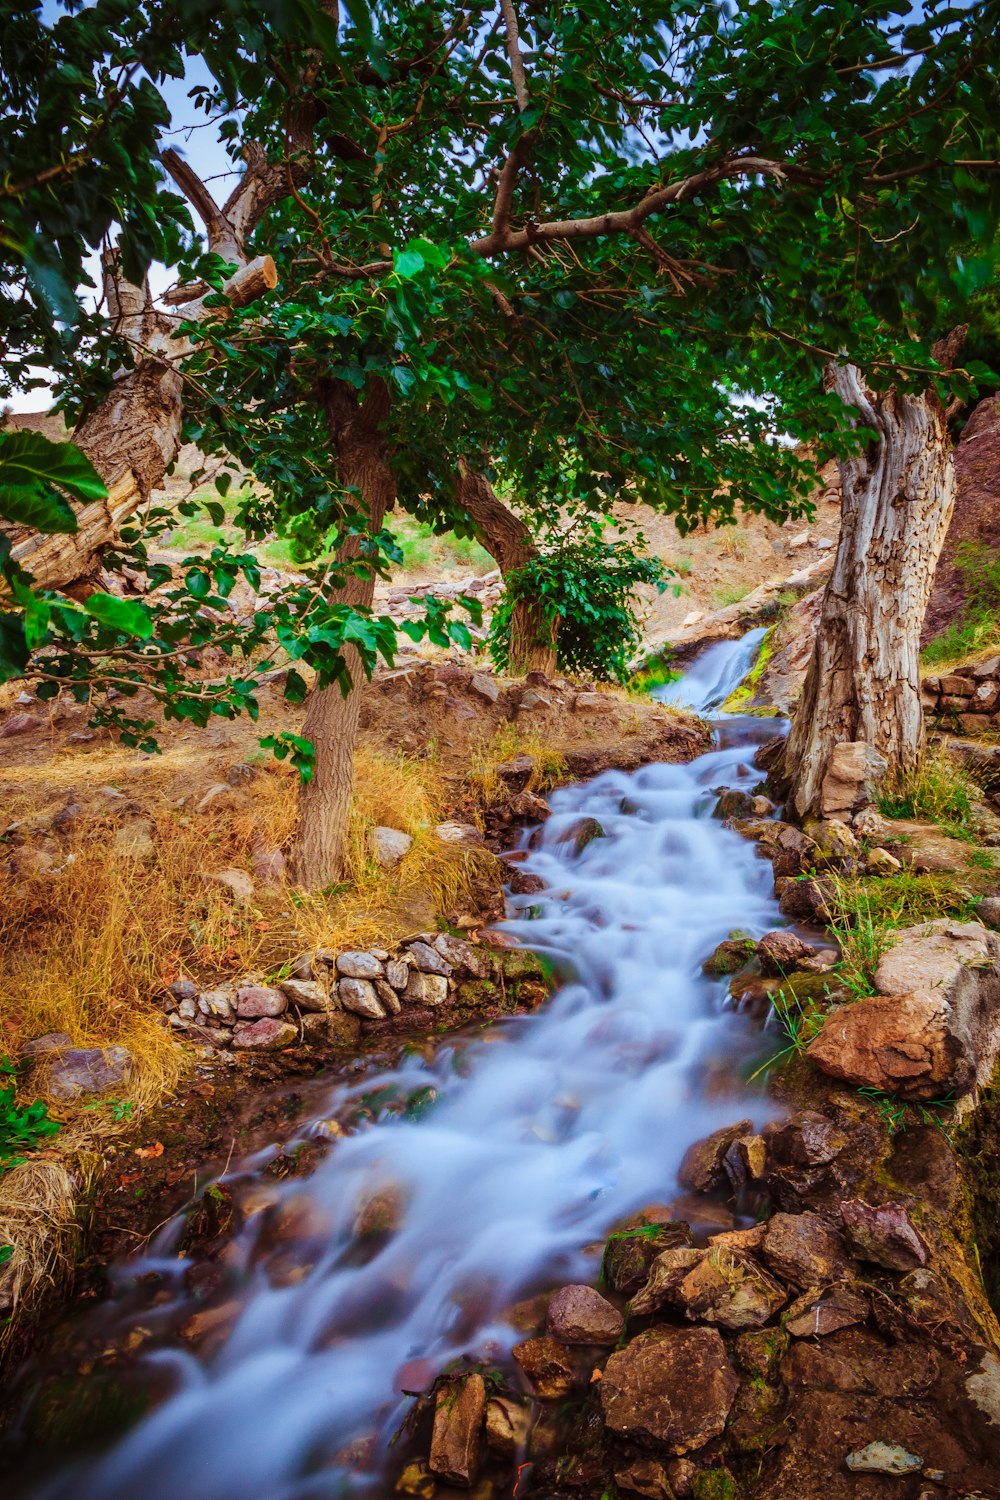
455, 467, 557, 675
290, 381, 395, 889
784, 360, 957, 820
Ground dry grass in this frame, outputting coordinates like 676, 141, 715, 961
0, 1155, 90, 1349
465, 721, 567, 806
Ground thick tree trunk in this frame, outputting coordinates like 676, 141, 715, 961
455, 467, 556, 675
290, 381, 395, 889
784, 360, 957, 820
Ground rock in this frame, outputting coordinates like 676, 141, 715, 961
429, 1373, 486, 1487
573, 692, 615, 714
484, 1397, 530, 1459
21, 1032, 71, 1057
714, 789, 754, 820
722, 1134, 768, 1191
205, 867, 254, 904
807, 919, 1000, 1099
231, 1018, 298, 1050
45, 1045, 134, 1100
353, 1183, 405, 1237
794, 947, 840, 974
978, 895, 1000, 929
555, 816, 605, 854
435, 821, 485, 846
546, 1285, 624, 1344
386, 959, 410, 990
200, 988, 235, 1020
251, 844, 286, 884
777, 876, 833, 923
678, 1118, 753, 1193
840, 1199, 929, 1271
403, 970, 449, 1007
629, 1247, 704, 1316
406, 941, 452, 976
866, 845, 905, 876
279, 979, 330, 1012
756, 930, 815, 974
675, 1249, 787, 1330
470, 672, 500, 704
602, 1220, 694, 1296
167, 978, 198, 1003
819, 741, 888, 818
803, 817, 858, 859
339, 977, 385, 1019
371, 826, 413, 866
703, 938, 756, 976
519, 689, 551, 710
511, 1336, 577, 1399
194, 782, 233, 813
0, 712, 35, 738
845, 1442, 922, 1475
600, 1326, 739, 1454
785, 1287, 869, 1338
113, 820, 155, 859
337, 950, 384, 979
761, 1212, 854, 1288
236, 985, 287, 1019
614, 1457, 675, 1499
765, 1111, 848, 1170
434, 933, 485, 976
299, 1012, 332, 1043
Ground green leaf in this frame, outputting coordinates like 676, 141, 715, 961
393, 249, 426, 280
0, 614, 29, 684
0, 430, 106, 511
0, 482, 77, 534
83, 594, 155, 639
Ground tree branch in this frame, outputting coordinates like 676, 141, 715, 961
498, 0, 530, 113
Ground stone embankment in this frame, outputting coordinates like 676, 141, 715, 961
922, 656, 1000, 736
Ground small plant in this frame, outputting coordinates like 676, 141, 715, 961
923, 540, 1000, 667
967, 849, 996, 871
748, 985, 826, 1080
86, 1097, 134, 1123
876, 749, 978, 833
826, 875, 894, 998
0, 1059, 60, 1174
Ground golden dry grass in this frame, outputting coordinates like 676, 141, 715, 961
0, 1155, 89, 1350
465, 721, 567, 806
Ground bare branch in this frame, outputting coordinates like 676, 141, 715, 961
499, 0, 530, 113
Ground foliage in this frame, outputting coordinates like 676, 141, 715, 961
826, 875, 897, 999
489, 533, 667, 681
748, 986, 826, 1081
876, 749, 978, 834
923, 541, 1000, 667
0, 1060, 60, 1174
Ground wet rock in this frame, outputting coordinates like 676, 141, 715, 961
733, 1326, 789, 1383
629, 1247, 704, 1316
802, 817, 858, 860
845, 1441, 922, 1475
784, 1287, 869, 1338
339, 977, 385, 1019
511, 1336, 577, 1399
675, 1249, 787, 1330
337, 951, 384, 980
614, 1457, 675, 1498
678, 1118, 753, 1193
395, 1461, 435, 1498
756, 930, 815, 974
819, 740, 888, 818
406, 941, 452, 976
794, 947, 840, 974
484, 1397, 530, 1459
236, 985, 287, 1019
555, 816, 605, 854
765, 1110, 848, 1170
231, 1018, 297, 1050
205, 867, 254, 904
279, 978, 331, 1012
600, 1326, 739, 1453
777, 876, 833, 923
327, 1012, 363, 1047
44, 1045, 134, 1099
353, 1184, 405, 1237
703, 938, 756, 976
546, 1285, 624, 1345
371, 827, 413, 866
840, 1199, 929, 1271
602, 1220, 694, 1296
429, 1372, 486, 1487
761, 1212, 854, 1289
714, 789, 754, 820
404, 970, 449, 1006
722, 1134, 768, 1192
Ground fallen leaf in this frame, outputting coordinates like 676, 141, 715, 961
590, 1368, 603, 1382
134, 1140, 164, 1159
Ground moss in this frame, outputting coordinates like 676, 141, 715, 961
721, 626, 776, 714
692, 1468, 741, 1500
26, 1372, 150, 1453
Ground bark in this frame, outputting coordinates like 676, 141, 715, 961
784, 359, 957, 820
290, 381, 395, 890
455, 467, 557, 675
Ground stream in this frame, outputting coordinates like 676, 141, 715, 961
15, 633, 789, 1500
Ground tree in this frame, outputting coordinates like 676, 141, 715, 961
4, 0, 1000, 884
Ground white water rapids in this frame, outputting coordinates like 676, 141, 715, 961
22, 636, 788, 1500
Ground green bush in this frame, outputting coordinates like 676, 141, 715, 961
489, 537, 667, 681
1, 1059, 60, 1174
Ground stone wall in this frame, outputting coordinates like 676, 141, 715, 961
922, 654, 1000, 736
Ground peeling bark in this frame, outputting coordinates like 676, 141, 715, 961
456, 467, 556, 675
785, 360, 957, 820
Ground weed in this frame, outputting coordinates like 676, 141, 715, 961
748, 986, 826, 1081
876, 749, 979, 831
0, 1060, 60, 1173
968, 849, 997, 871
826, 875, 895, 998
712, 583, 751, 609
923, 540, 1000, 668
465, 722, 567, 806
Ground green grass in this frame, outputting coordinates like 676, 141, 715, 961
712, 582, 751, 609
876, 749, 978, 832
162, 493, 492, 576
922, 540, 1000, 668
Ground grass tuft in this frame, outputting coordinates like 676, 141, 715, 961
876, 749, 979, 835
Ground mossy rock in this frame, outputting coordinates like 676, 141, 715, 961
704, 938, 757, 976
26, 1372, 150, 1453
772, 972, 848, 1008
455, 977, 502, 1008
601, 1219, 693, 1295
692, 1468, 743, 1500
492, 948, 548, 982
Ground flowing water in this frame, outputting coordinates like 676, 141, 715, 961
15, 635, 787, 1500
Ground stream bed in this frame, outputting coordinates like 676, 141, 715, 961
12, 637, 792, 1500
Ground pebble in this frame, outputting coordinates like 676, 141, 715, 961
845, 1442, 922, 1475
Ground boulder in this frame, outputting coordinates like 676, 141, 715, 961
703, 938, 756, 976
546, 1285, 624, 1345
761, 1212, 854, 1288
231, 1018, 297, 1050
236, 985, 287, 1019
840, 1199, 929, 1271
428, 1373, 485, 1487
714, 789, 754, 820
600, 1326, 739, 1453
278, 979, 331, 1012
807, 919, 1000, 1100
370, 827, 413, 866
44, 1045, 134, 1100
338, 977, 385, 1019
777, 876, 833, 923
756, 930, 815, 974
784, 1287, 869, 1338
819, 741, 888, 818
